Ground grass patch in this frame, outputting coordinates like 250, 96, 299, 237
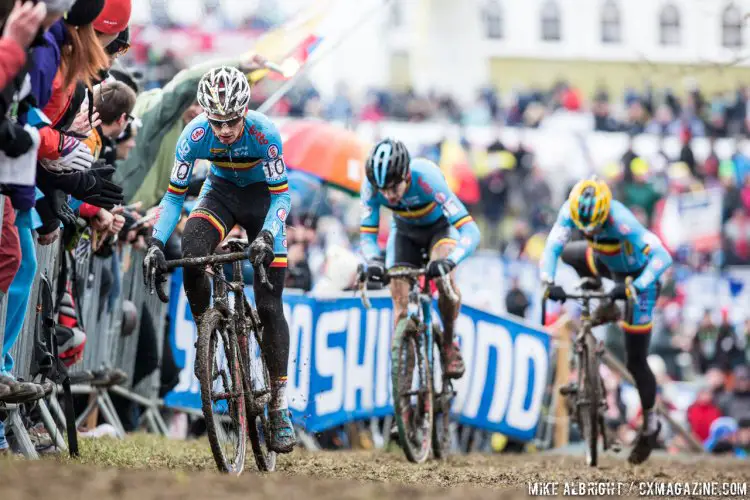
50, 433, 216, 471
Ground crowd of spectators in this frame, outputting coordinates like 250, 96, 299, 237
0, 0, 158, 454
238, 75, 750, 142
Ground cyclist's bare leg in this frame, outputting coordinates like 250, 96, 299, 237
430, 241, 464, 378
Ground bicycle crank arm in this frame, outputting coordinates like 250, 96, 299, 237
212, 391, 244, 402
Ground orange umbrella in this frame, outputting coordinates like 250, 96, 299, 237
280, 120, 370, 195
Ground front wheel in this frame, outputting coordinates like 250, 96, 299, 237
391, 317, 433, 464
431, 325, 452, 460
579, 333, 600, 467
197, 309, 247, 475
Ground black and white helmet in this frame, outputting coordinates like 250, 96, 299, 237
365, 138, 411, 189
196, 66, 251, 117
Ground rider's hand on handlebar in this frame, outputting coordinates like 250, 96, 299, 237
143, 238, 167, 287
545, 284, 567, 302
426, 259, 455, 279
248, 230, 275, 268
365, 260, 386, 283
609, 282, 637, 301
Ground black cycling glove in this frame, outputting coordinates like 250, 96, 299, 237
71, 165, 124, 209
546, 284, 567, 302
426, 259, 456, 279
366, 260, 386, 283
248, 230, 275, 268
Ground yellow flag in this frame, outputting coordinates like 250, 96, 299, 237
243, 0, 333, 82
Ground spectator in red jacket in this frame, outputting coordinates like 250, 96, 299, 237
687, 386, 723, 442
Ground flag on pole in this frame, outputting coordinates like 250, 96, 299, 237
245, 1, 332, 84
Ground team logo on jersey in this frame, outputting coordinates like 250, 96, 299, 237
191, 127, 206, 142
417, 177, 433, 195
210, 148, 226, 154
282, 238, 288, 248
277, 208, 287, 222
267, 144, 279, 159
249, 124, 269, 145
619, 223, 631, 234
361, 206, 373, 220
652, 258, 664, 270
435, 192, 447, 204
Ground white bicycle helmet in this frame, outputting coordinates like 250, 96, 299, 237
196, 66, 251, 117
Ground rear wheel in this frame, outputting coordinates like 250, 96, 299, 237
391, 317, 433, 464
197, 309, 247, 475
579, 333, 600, 467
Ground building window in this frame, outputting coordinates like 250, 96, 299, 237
482, 0, 503, 40
722, 3, 744, 49
601, 0, 621, 44
390, 0, 403, 28
659, 4, 681, 46
541, 0, 561, 41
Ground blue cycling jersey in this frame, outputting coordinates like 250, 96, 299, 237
359, 158, 481, 265
540, 199, 673, 291
152, 111, 290, 245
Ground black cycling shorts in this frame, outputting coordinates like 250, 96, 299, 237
188, 174, 286, 264
385, 218, 456, 269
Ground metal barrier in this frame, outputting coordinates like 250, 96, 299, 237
109, 247, 170, 435
1, 217, 172, 457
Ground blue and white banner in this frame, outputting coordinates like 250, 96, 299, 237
164, 270, 553, 441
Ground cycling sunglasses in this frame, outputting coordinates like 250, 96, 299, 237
207, 116, 243, 128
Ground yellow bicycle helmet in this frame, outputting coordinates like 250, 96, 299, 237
568, 177, 612, 233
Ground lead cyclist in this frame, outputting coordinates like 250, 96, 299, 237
540, 176, 673, 464
142, 66, 295, 453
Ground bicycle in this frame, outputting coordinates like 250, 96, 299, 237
541, 277, 634, 467
150, 239, 276, 475
359, 266, 458, 463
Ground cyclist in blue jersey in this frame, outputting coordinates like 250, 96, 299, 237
540, 176, 673, 465
142, 66, 295, 453
360, 138, 481, 379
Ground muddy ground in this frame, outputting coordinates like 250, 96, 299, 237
0, 438, 747, 500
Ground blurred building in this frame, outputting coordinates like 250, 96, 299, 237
379, 0, 750, 102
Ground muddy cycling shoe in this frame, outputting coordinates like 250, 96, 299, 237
442, 343, 466, 379
628, 421, 661, 465
268, 409, 296, 454
592, 301, 621, 327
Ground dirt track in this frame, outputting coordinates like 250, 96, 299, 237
1, 446, 748, 500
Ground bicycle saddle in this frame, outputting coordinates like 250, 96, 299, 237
221, 238, 250, 253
